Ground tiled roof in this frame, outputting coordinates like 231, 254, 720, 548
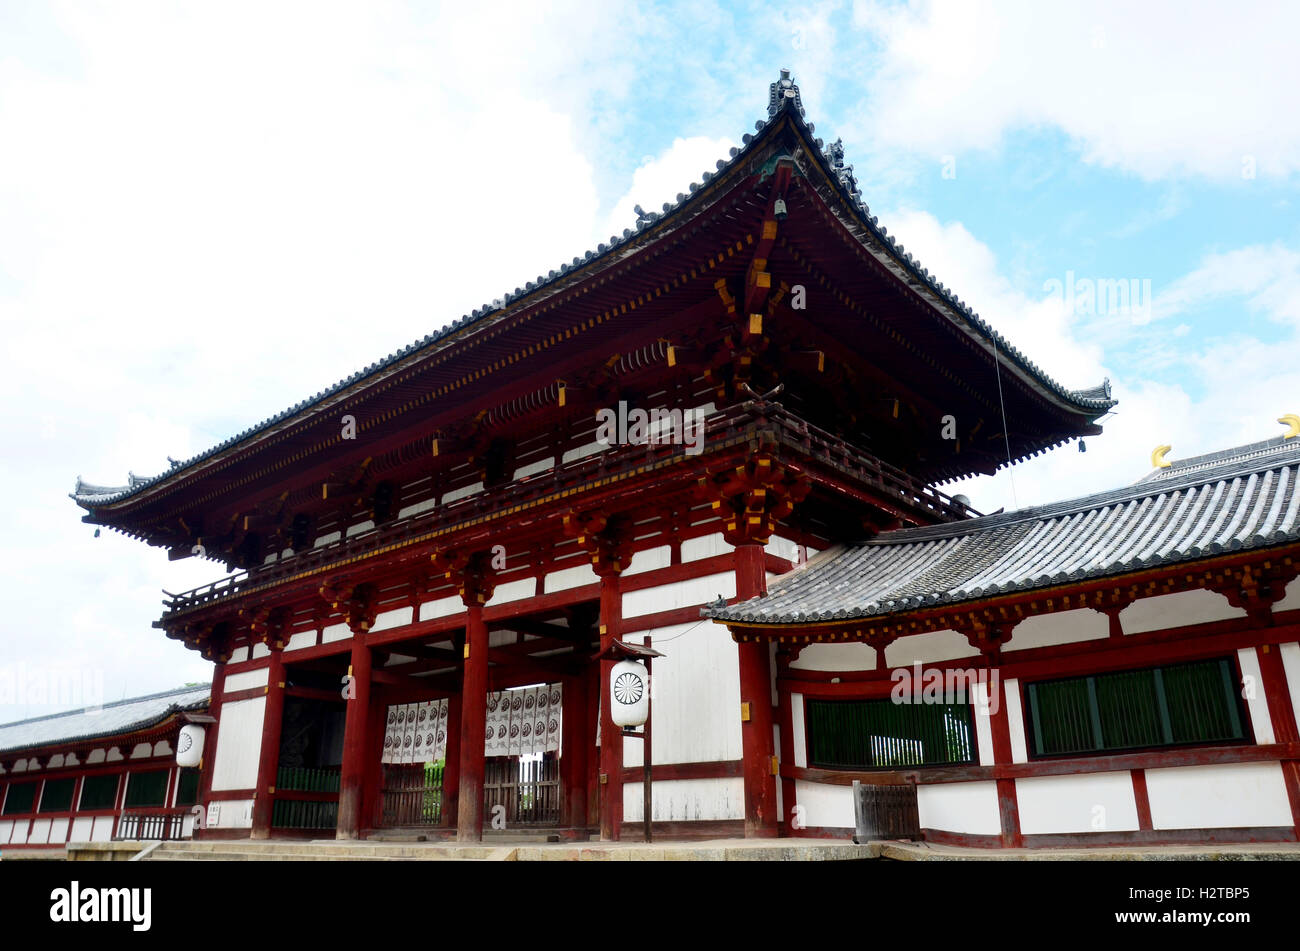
710, 436, 1300, 625
0, 685, 209, 756
72, 69, 1113, 509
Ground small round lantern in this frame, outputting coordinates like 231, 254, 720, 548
176, 724, 205, 768
610, 659, 649, 727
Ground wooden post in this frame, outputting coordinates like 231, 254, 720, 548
336, 637, 372, 839
251, 646, 286, 839
197, 659, 227, 837
457, 603, 489, 841
736, 542, 778, 837
598, 573, 623, 840
643, 646, 652, 843
561, 671, 588, 829
442, 692, 461, 829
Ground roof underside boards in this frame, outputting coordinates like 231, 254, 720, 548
71, 71, 1112, 527
710, 437, 1300, 625
0, 684, 210, 756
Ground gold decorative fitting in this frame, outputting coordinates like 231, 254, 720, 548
1151, 444, 1172, 468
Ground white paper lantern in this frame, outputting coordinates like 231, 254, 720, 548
610, 659, 649, 727
176, 724, 205, 768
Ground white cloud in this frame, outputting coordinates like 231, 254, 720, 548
885, 210, 1300, 514
850, 0, 1300, 181
602, 136, 737, 240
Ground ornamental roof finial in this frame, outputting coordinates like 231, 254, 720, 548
767, 67, 804, 119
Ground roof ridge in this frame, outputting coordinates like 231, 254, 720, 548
874, 437, 1300, 545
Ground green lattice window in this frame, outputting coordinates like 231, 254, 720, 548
174, 768, 200, 806
2, 781, 37, 815
1025, 657, 1247, 757
79, 774, 120, 811
123, 769, 169, 808
806, 698, 976, 770
38, 778, 75, 813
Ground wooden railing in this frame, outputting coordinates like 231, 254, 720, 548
114, 809, 191, 841
851, 780, 920, 842
272, 765, 341, 830
161, 402, 979, 616
380, 762, 443, 827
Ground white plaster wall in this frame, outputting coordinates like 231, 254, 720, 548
916, 781, 1001, 835
228, 647, 249, 664
251, 643, 269, 660
210, 697, 265, 791
285, 630, 316, 652
1274, 577, 1300, 613
884, 629, 979, 667
543, 563, 599, 593
681, 533, 731, 562
1121, 590, 1246, 634
70, 817, 94, 842
1145, 762, 1293, 829
345, 520, 375, 538
322, 622, 352, 644
396, 496, 438, 520
1237, 647, 1275, 744
793, 780, 855, 829
485, 578, 536, 607
48, 817, 68, 845
625, 545, 671, 576
313, 531, 342, 547
512, 456, 554, 480
623, 777, 744, 822
790, 642, 876, 672
441, 482, 483, 504
27, 818, 50, 845
224, 667, 269, 694
1005, 609, 1109, 652
1016, 772, 1139, 834
129, 742, 153, 759
791, 692, 807, 768
370, 606, 414, 633
91, 816, 114, 841
419, 595, 464, 620
1281, 642, 1300, 732
206, 799, 254, 831
620, 620, 742, 766
561, 441, 605, 464
1004, 678, 1029, 764
622, 571, 734, 619
0, 821, 12, 844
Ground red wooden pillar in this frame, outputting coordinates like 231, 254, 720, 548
1257, 643, 1300, 837
197, 659, 227, 832
775, 665, 797, 835
585, 653, 601, 829
561, 670, 588, 829
598, 572, 623, 840
735, 542, 778, 837
363, 686, 387, 831
443, 693, 461, 829
336, 637, 372, 839
457, 603, 489, 841
251, 646, 286, 839
987, 673, 1023, 848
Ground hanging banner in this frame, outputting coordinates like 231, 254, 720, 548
545, 683, 563, 754
521, 686, 539, 756
414, 701, 433, 764
486, 691, 505, 757
507, 688, 524, 756
399, 702, 417, 764
432, 698, 449, 763
382, 705, 400, 764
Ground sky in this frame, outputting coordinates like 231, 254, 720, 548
1, 0, 1298, 721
